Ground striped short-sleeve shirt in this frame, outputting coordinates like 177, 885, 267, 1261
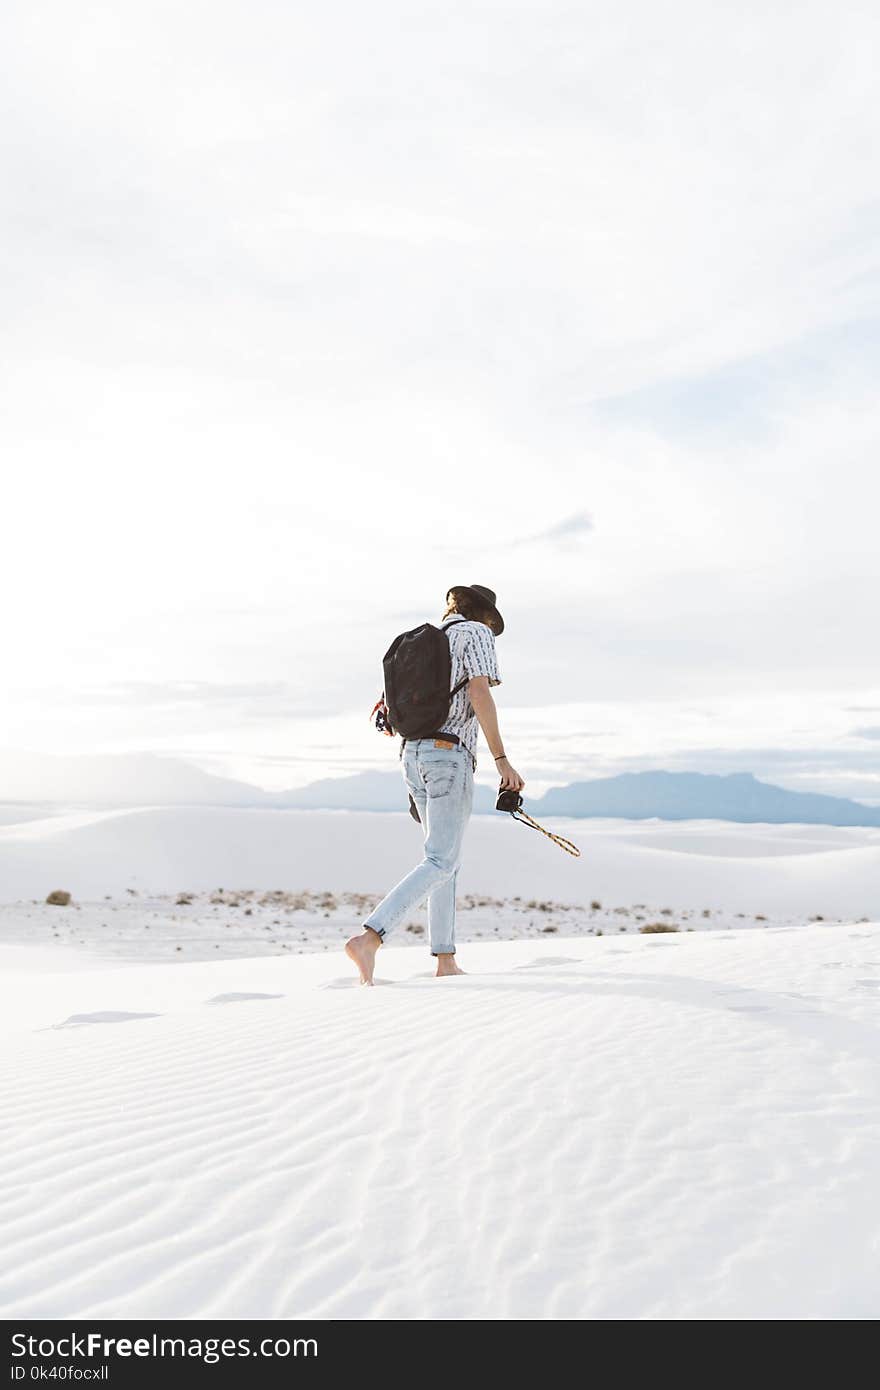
439, 616, 502, 765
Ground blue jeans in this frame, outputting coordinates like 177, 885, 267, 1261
364, 739, 475, 955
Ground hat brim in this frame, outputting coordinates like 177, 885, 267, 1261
447, 585, 504, 636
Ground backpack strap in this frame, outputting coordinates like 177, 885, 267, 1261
444, 617, 470, 699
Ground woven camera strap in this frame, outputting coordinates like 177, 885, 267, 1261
509, 807, 581, 857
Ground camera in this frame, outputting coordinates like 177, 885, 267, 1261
496, 787, 523, 813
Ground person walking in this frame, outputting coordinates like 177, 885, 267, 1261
345, 584, 525, 985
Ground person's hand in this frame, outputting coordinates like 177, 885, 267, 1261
496, 756, 525, 793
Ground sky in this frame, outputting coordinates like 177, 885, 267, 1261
2, 0, 879, 801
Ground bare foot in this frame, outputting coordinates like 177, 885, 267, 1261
345, 929, 381, 985
435, 955, 465, 978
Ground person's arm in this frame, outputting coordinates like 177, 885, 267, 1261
468, 676, 525, 793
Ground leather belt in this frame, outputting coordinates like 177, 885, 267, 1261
400, 730, 460, 751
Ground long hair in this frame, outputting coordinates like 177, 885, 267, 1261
442, 587, 500, 634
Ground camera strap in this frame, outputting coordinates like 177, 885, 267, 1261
507, 807, 581, 857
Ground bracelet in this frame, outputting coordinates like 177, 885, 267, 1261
494, 754, 507, 762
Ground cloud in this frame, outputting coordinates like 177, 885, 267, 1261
520, 511, 595, 548
24, 680, 319, 718
853, 727, 880, 740
85, 681, 297, 706
590, 318, 880, 443
2, 1, 878, 791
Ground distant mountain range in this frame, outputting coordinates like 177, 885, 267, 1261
281, 768, 880, 826
533, 770, 880, 826
2, 750, 880, 826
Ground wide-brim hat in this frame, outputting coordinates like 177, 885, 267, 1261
447, 583, 505, 635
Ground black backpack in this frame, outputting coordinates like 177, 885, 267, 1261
381, 622, 470, 739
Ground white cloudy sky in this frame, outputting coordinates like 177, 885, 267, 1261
2, 0, 879, 800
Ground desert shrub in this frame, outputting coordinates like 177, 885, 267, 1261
639, 922, 679, 934
46, 890, 71, 906
590, 900, 602, 910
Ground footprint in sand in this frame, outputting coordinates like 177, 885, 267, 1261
206, 992, 284, 1004
51, 1011, 162, 1029
515, 956, 583, 970
320, 977, 390, 989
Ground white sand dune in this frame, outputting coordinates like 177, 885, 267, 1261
2, 805, 879, 919
2, 924, 879, 1320
3, 806, 878, 1319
